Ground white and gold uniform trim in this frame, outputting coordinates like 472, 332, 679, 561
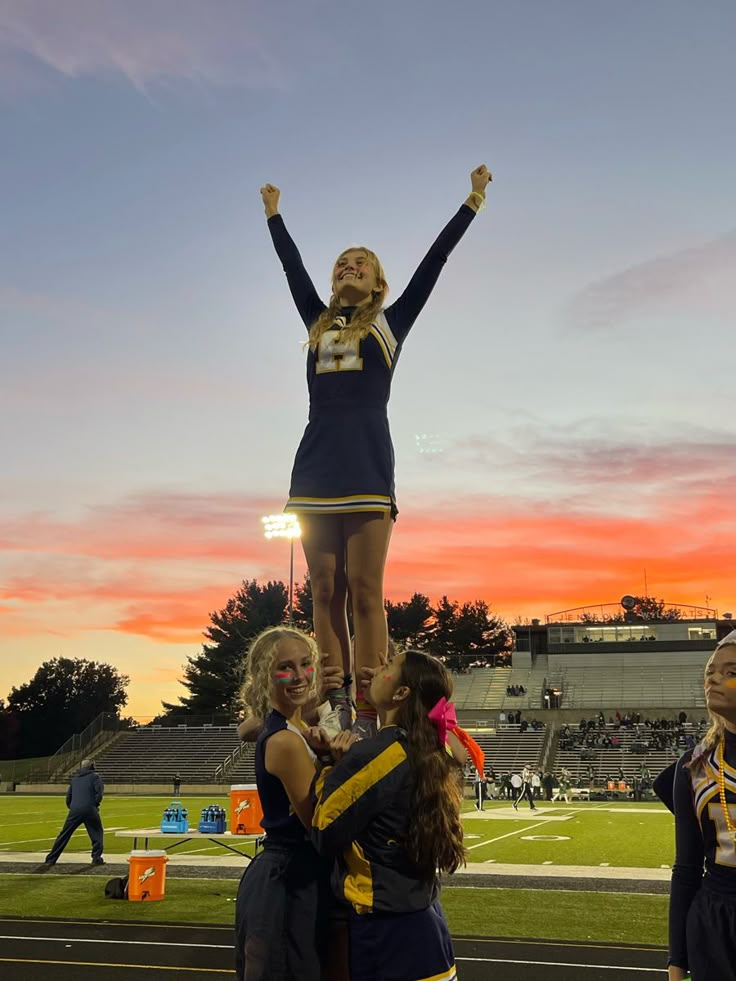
285, 493, 393, 515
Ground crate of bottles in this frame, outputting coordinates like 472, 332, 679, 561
198, 804, 227, 834
160, 801, 188, 834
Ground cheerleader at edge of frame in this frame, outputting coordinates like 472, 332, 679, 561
234, 626, 351, 981
259, 165, 492, 739
311, 649, 465, 981
656, 629, 736, 981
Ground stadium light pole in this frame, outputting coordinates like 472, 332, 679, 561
262, 514, 302, 625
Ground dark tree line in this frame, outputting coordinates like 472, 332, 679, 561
160, 577, 511, 719
1, 578, 511, 756
0, 658, 130, 759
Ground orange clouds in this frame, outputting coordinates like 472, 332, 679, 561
0, 473, 734, 654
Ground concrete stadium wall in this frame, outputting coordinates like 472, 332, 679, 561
15, 783, 231, 795
455, 706, 706, 727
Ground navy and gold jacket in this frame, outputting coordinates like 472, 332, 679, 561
311, 725, 440, 915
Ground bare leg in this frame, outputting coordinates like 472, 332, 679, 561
299, 514, 351, 673
345, 512, 393, 733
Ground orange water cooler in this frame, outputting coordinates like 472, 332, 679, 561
127, 849, 168, 901
229, 784, 264, 835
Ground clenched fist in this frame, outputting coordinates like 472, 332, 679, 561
260, 183, 280, 218
471, 164, 492, 194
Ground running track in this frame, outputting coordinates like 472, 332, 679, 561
0, 918, 667, 979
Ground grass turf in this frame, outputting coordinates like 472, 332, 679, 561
0, 796, 674, 867
460, 802, 674, 867
0, 876, 668, 946
0, 794, 258, 858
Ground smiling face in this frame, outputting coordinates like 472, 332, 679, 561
332, 248, 382, 306
269, 637, 316, 717
704, 644, 736, 720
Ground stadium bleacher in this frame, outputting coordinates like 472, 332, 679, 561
551, 655, 706, 709
469, 725, 547, 776
554, 721, 707, 785
90, 725, 241, 785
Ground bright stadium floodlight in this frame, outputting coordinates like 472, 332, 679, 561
261, 514, 302, 624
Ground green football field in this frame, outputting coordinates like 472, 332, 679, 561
0, 795, 675, 866
460, 799, 674, 867
0, 795, 673, 945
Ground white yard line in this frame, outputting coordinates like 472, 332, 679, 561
466, 820, 552, 850
0, 836, 57, 847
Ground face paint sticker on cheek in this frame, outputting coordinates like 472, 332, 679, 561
273, 671, 296, 685
305, 667, 315, 680
725, 679, 736, 690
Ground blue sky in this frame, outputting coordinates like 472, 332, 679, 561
1, 0, 734, 718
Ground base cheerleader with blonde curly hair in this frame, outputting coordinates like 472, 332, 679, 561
234, 625, 345, 981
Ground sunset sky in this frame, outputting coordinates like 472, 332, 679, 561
2, 1, 735, 720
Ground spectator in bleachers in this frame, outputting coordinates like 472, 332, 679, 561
173, 771, 181, 796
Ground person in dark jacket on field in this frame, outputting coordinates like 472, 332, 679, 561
43, 759, 105, 866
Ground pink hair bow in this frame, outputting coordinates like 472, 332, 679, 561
427, 697, 457, 747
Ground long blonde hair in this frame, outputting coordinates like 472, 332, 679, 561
688, 634, 736, 773
308, 246, 389, 350
239, 626, 320, 723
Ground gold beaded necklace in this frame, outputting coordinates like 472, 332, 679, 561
717, 737, 736, 840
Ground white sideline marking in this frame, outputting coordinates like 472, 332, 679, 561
0, 819, 63, 827
0, 837, 56, 846
456, 957, 659, 972
0, 936, 232, 950
0, 937, 661, 971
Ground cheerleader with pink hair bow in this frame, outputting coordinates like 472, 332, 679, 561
311, 650, 464, 981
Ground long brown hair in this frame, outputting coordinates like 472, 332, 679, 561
395, 650, 465, 878
308, 246, 389, 350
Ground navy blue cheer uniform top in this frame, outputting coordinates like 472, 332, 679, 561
267, 204, 477, 516
666, 729, 736, 974
235, 709, 329, 981
255, 709, 315, 847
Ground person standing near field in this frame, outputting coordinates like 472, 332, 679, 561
513, 763, 537, 811
42, 759, 104, 866
661, 630, 736, 981
260, 165, 492, 739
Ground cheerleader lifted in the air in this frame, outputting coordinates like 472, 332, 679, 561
261, 164, 492, 736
